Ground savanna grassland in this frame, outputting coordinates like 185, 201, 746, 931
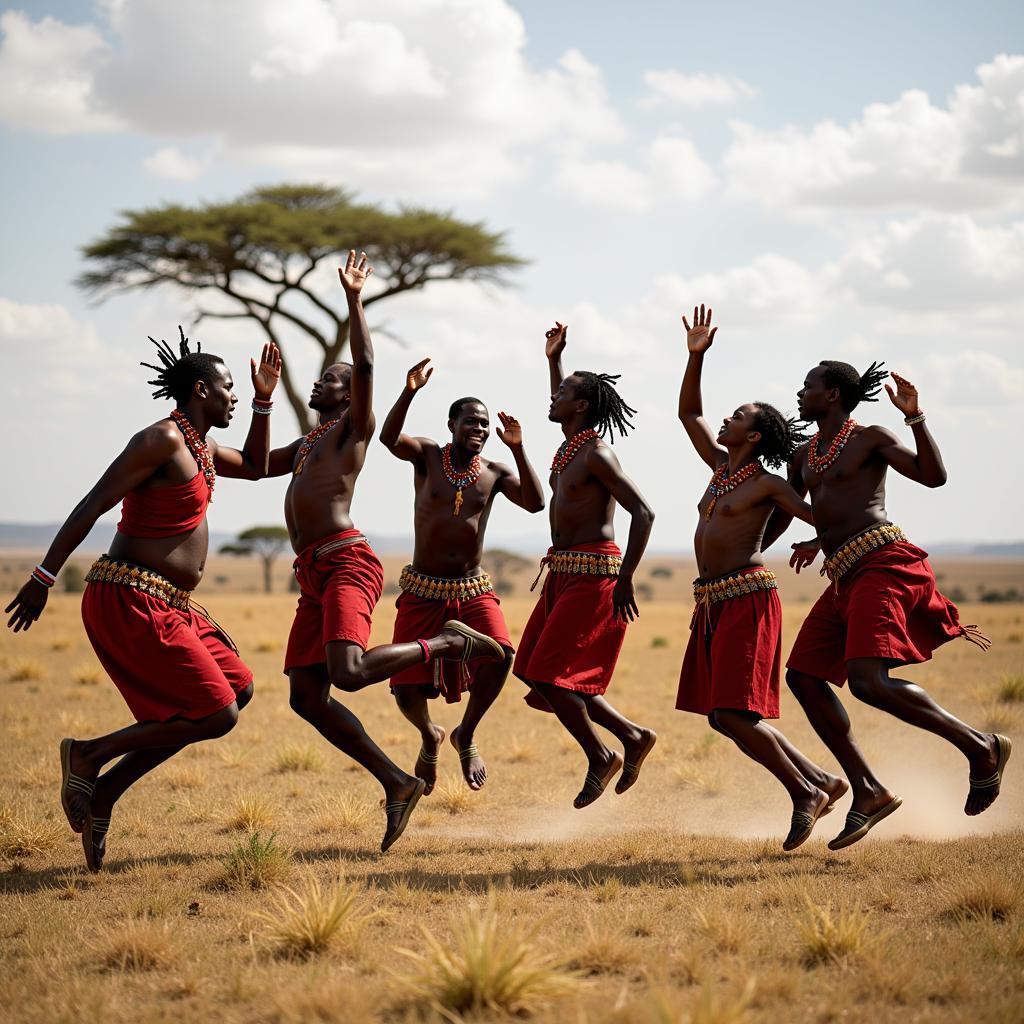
1, 554, 1023, 1024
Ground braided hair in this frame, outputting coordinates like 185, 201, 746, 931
574, 370, 637, 442
818, 360, 887, 413
141, 326, 225, 403
752, 402, 810, 470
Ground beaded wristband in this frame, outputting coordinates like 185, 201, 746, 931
904, 411, 926, 426
31, 565, 55, 588
417, 639, 432, 663
251, 399, 273, 415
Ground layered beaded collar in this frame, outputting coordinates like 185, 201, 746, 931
294, 418, 340, 475
440, 444, 482, 517
551, 428, 599, 475
705, 461, 760, 519
807, 418, 858, 475
170, 409, 216, 499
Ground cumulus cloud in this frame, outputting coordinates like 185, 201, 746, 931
142, 146, 207, 181
0, 1, 624, 199
557, 135, 716, 211
724, 53, 1024, 213
923, 350, 1024, 406
641, 69, 756, 107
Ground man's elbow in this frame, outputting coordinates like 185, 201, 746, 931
927, 469, 948, 489
527, 497, 546, 514
636, 503, 655, 527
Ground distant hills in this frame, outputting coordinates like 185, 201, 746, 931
1, 522, 1021, 558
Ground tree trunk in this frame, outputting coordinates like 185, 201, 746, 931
262, 556, 274, 594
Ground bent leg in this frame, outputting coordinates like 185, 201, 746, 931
451, 650, 512, 791
394, 686, 444, 795
586, 694, 656, 794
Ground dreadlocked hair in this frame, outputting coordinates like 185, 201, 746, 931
752, 402, 811, 470
141, 326, 225, 403
818, 359, 887, 413
574, 370, 637, 442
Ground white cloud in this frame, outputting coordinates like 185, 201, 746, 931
0, 10, 122, 134
557, 135, 716, 211
0, 1, 624, 200
724, 53, 1024, 213
142, 146, 207, 181
642, 69, 756, 107
923, 351, 1024, 407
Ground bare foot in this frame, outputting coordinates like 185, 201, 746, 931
381, 775, 426, 853
450, 723, 486, 791
819, 773, 850, 815
574, 750, 623, 809
966, 733, 1011, 816
415, 724, 445, 796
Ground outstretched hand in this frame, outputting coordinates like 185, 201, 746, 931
790, 538, 821, 574
338, 249, 373, 296
545, 321, 567, 360
5, 578, 48, 632
406, 358, 434, 392
496, 411, 522, 447
682, 304, 716, 353
250, 341, 281, 399
884, 372, 921, 418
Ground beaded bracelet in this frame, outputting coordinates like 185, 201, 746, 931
252, 398, 273, 415
31, 564, 55, 588
904, 411, 926, 426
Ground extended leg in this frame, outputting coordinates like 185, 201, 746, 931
394, 685, 445, 795
586, 695, 657, 795
847, 658, 1005, 815
450, 650, 512, 790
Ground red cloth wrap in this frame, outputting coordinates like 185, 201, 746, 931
117, 470, 210, 538
675, 569, 781, 719
513, 541, 627, 712
284, 528, 384, 671
787, 540, 966, 686
81, 580, 252, 722
389, 587, 512, 702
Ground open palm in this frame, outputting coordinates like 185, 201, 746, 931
338, 249, 373, 295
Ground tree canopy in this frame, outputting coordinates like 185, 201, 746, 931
78, 184, 524, 431
219, 525, 291, 593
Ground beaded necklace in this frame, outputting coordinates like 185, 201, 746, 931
170, 409, 216, 499
807, 418, 858, 475
293, 418, 340, 475
551, 428, 599, 475
704, 461, 760, 519
440, 443, 482, 516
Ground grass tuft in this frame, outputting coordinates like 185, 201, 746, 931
396, 891, 577, 1016
942, 871, 1020, 922
310, 792, 372, 834
227, 791, 277, 832
797, 897, 875, 966
434, 777, 474, 814
95, 919, 176, 972
997, 674, 1024, 703
0, 809, 65, 857
217, 831, 291, 891
72, 664, 102, 686
272, 743, 325, 774
9, 658, 44, 682
254, 871, 374, 958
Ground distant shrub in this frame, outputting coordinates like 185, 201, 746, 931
651, 566, 673, 578
651, 636, 669, 648
383, 582, 400, 596
980, 588, 1021, 604
635, 582, 654, 601
62, 564, 85, 593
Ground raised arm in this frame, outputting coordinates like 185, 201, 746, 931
586, 446, 656, 622
872, 372, 947, 487
339, 249, 374, 439
379, 358, 434, 470
212, 341, 281, 480
545, 322, 567, 396
5, 425, 180, 631
678, 305, 726, 470
493, 411, 545, 513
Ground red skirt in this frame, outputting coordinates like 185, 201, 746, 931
390, 588, 512, 702
513, 541, 628, 712
787, 540, 966, 686
284, 528, 384, 672
81, 582, 252, 722
676, 571, 782, 719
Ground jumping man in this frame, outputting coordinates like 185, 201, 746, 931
676, 306, 848, 849
766, 359, 1005, 849
379, 359, 545, 793
6, 329, 282, 870
514, 322, 657, 808
261, 251, 505, 851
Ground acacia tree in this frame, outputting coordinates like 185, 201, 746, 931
77, 184, 523, 432
219, 525, 291, 594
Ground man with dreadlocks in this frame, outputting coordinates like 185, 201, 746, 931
513, 321, 657, 809
675, 306, 849, 850
6, 328, 282, 870
379, 359, 545, 795
762, 358, 1006, 849
259, 252, 506, 852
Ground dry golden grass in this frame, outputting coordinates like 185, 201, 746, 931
8, 657, 43, 682
272, 742, 325, 774
71, 663, 102, 686
0, 580, 1022, 1023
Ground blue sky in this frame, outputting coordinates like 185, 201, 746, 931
1, 1, 1022, 551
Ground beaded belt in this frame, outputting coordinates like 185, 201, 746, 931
531, 549, 623, 591
85, 555, 192, 611
313, 533, 368, 560
399, 566, 494, 601
821, 523, 907, 584
690, 567, 777, 631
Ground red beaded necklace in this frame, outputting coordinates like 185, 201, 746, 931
551, 428, 599, 475
440, 443, 482, 517
705, 461, 760, 519
807, 418, 858, 475
170, 409, 216, 499
294, 418, 340, 475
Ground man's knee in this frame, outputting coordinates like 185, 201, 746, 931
205, 703, 239, 738
236, 682, 255, 712
327, 645, 367, 692
330, 670, 364, 693
848, 663, 887, 706
786, 668, 823, 703
289, 680, 327, 721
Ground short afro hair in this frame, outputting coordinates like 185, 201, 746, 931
448, 396, 486, 420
